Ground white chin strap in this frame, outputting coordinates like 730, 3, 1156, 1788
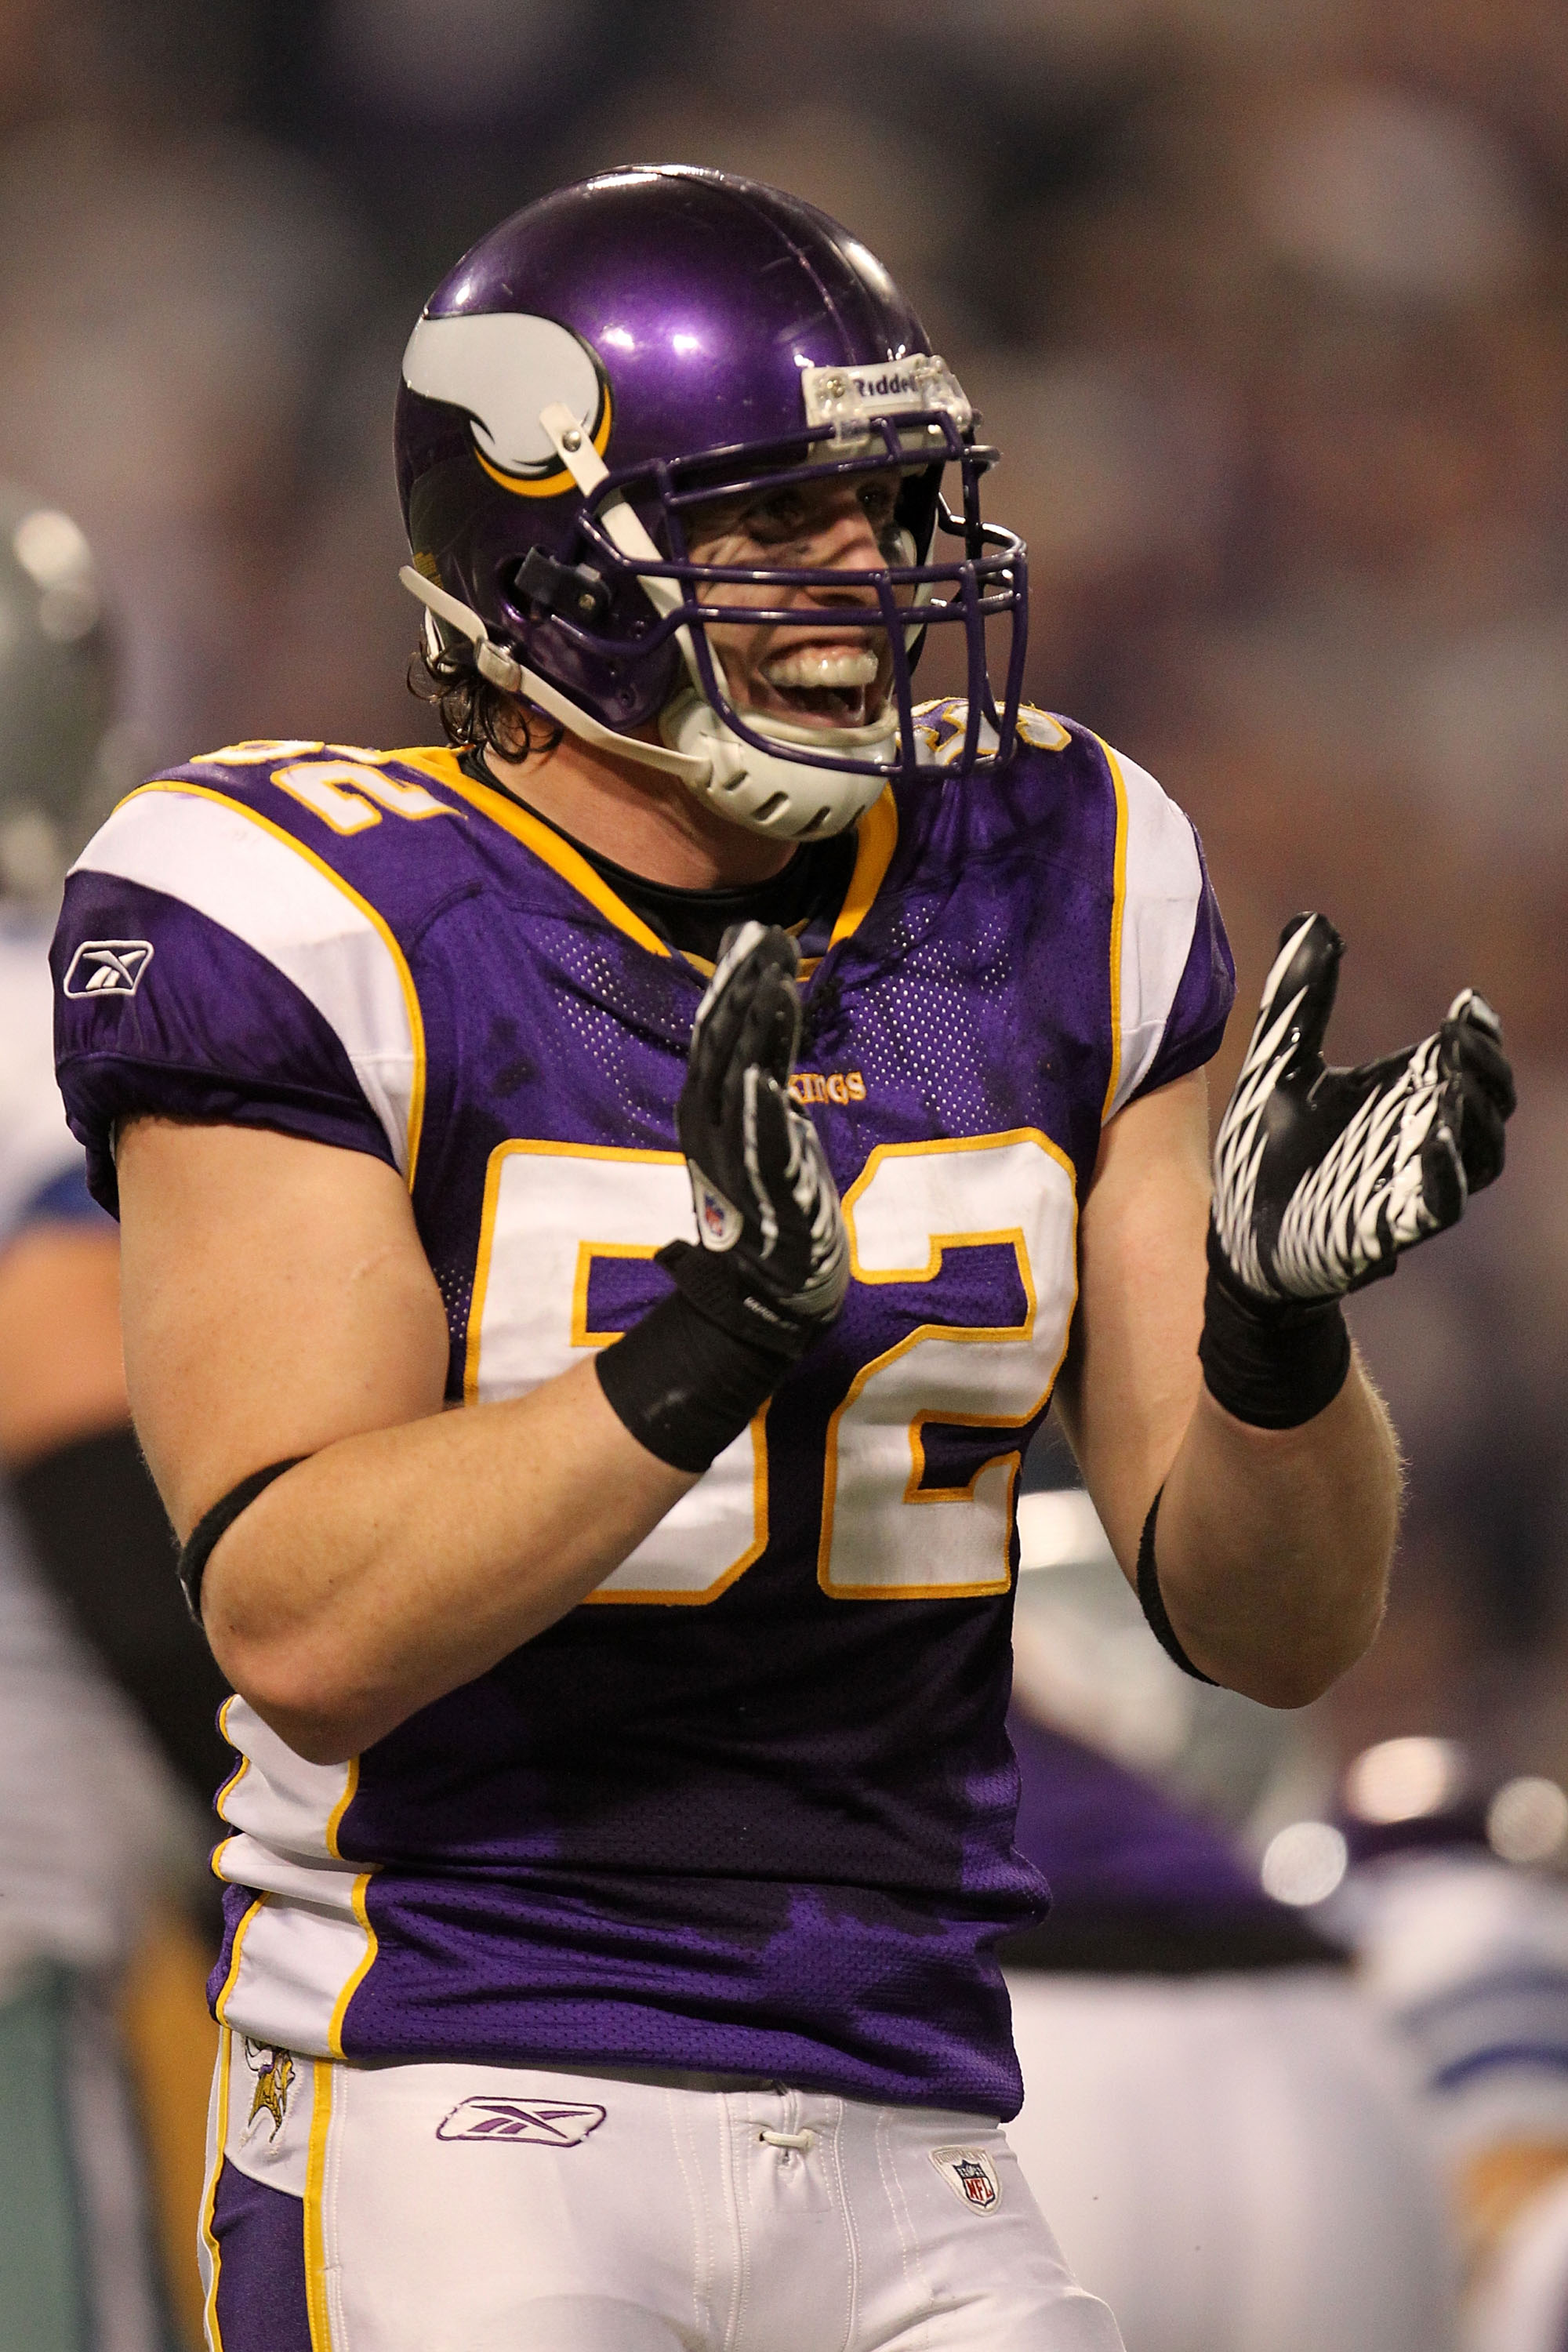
657, 688, 894, 838
397, 400, 897, 843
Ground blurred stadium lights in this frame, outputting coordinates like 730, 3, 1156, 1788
1261, 1819, 1350, 1906
1344, 1735, 1468, 1824
1487, 1775, 1568, 1865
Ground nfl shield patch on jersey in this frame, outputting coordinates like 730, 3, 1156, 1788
930, 2144, 1002, 2210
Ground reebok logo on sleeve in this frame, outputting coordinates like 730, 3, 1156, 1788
63, 939, 154, 997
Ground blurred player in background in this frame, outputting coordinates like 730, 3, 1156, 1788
989, 1465, 1458, 2350
0, 484, 230, 1809
0, 1484, 185, 2352
0, 486, 223, 2347
1327, 1737, 1568, 2352
1000, 1705, 1458, 2351
51, 170, 1512, 2346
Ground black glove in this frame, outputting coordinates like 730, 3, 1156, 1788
597, 921, 849, 1473
658, 920, 848, 1357
1212, 913, 1515, 1304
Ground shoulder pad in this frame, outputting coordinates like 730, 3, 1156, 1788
64, 742, 457, 1182
913, 699, 1073, 765
161, 739, 468, 837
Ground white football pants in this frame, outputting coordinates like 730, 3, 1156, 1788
202, 2032, 1125, 2350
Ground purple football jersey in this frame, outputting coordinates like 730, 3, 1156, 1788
52, 704, 1232, 2116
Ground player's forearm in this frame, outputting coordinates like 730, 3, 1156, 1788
1151, 1348, 1399, 1705
200, 1360, 693, 1764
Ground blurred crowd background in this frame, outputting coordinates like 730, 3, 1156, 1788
2, 0, 1566, 2341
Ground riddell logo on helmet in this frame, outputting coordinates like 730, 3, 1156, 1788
848, 367, 921, 401
789, 1069, 866, 1108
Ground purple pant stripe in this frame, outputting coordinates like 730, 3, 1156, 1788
210, 2158, 310, 2351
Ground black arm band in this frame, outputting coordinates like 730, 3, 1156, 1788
1198, 1233, 1352, 1431
179, 1457, 306, 1621
595, 1289, 787, 1474
1136, 1487, 1217, 1685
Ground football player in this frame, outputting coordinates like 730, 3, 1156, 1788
52, 169, 1512, 2347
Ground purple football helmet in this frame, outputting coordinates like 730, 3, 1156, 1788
395, 165, 1028, 838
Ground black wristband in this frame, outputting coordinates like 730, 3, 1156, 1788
594, 1290, 787, 1474
1199, 1232, 1352, 1431
179, 1457, 306, 1621
654, 1238, 815, 1359
1136, 1488, 1217, 1686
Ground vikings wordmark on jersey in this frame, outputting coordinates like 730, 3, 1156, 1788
52, 704, 1231, 2119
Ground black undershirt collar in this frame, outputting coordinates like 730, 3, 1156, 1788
457, 746, 857, 964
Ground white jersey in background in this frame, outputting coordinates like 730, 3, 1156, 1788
1342, 1847, 1568, 2352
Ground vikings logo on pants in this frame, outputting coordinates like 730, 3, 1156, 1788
242, 2041, 296, 2142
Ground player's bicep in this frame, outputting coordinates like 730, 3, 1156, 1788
1053, 1068, 1210, 1578
117, 1119, 449, 1540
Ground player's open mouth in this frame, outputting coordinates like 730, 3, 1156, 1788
760, 644, 882, 727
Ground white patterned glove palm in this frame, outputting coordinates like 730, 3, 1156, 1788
1211, 913, 1515, 1305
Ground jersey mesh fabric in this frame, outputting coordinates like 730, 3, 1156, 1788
52, 717, 1232, 2116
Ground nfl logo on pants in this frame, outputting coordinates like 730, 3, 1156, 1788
930, 2145, 1002, 2211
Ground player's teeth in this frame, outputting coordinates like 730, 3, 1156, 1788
764, 648, 879, 688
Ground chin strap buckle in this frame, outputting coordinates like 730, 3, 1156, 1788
513, 546, 608, 624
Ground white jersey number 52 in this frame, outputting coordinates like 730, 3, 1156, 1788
465, 1131, 1076, 1604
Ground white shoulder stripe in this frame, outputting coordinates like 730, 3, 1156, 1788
1104, 750, 1204, 1121
71, 786, 424, 1178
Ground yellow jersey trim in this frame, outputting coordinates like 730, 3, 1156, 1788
464, 1137, 688, 1401
199, 2028, 234, 2352
583, 1403, 770, 1608
392, 754, 898, 972
305, 2060, 336, 2349
463, 1137, 769, 1604
209, 1694, 249, 1885
212, 1893, 266, 2026
828, 784, 898, 949
324, 1759, 377, 2060
435, 762, 673, 960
